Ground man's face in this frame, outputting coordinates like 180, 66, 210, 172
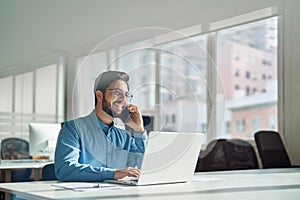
102, 80, 129, 117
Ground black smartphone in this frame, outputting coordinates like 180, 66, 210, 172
119, 107, 131, 123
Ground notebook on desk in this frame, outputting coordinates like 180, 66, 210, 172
106, 131, 204, 186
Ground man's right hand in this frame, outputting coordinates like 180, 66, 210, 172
114, 167, 140, 180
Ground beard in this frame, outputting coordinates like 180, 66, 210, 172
102, 96, 121, 118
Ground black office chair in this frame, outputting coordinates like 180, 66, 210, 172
142, 115, 154, 134
42, 163, 57, 181
195, 139, 228, 172
254, 130, 292, 168
0, 138, 33, 182
195, 138, 258, 172
224, 139, 258, 170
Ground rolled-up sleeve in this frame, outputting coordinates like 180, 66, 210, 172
127, 131, 148, 168
54, 121, 115, 182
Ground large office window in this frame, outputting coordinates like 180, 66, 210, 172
118, 41, 156, 116
74, 14, 279, 142
158, 35, 207, 132
217, 17, 278, 139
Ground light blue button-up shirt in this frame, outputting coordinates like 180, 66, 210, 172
54, 111, 147, 182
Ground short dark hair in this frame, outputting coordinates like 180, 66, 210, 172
94, 71, 130, 106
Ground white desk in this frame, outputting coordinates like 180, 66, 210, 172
0, 168, 299, 200
0, 161, 53, 182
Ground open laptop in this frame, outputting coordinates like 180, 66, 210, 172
106, 131, 204, 186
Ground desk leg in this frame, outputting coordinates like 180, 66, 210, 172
4, 170, 11, 183
33, 168, 42, 181
4, 170, 12, 200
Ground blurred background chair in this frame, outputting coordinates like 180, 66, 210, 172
254, 130, 292, 168
42, 163, 57, 181
195, 139, 227, 172
142, 115, 154, 134
195, 138, 258, 172
224, 139, 258, 170
0, 137, 32, 182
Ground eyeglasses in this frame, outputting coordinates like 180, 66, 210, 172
106, 88, 133, 101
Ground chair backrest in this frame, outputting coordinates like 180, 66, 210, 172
1, 137, 30, 159
195, 139, 228, 172
254, 130, 291, 168
142, 115, 154, 134
195, 138, 258, 172
224, 139, 258, 170
42, 163, 57, 181
0, 137, 32, 182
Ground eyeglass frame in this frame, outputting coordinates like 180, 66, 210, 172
105, 88, 133, 101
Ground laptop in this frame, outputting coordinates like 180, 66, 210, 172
106, 131, 204, 186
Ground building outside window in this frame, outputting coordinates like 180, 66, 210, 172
74, 15, 279, 141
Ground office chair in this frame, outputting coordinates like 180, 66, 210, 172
195, 139, 228, 172
254, 130, 292, 168
142, 115, 154, 134
42, 163, 57, 181
0, 138, 33, 182
195, 138, 258, 172
223, 139, 258, 170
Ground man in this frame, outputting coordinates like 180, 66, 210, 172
54, 71, 147, 182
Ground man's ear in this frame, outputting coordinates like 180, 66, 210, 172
95, 90, 103, 105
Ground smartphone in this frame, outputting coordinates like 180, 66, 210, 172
119, 107, 131, 123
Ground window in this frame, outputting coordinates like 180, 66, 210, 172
269, 115, 275, 129
226, 121, 231, 134
235, 120, 240, 132
233, 53, 240, 61
74, 15, 278, 141
159, 35, 207, 132
252, 116, 262, 132
246, 71, 250, 79
0, 63, 64, 140
252, 72, 257, 80
218, 17, 278, 139
246, 86, 251, 95
235, 119, 245, 133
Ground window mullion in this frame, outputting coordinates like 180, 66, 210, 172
154, 49, 161, 131
206, 32, 218, 141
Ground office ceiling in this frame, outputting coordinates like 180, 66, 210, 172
0, 0, 276, 73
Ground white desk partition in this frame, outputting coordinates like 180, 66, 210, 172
0, 168, 300, 200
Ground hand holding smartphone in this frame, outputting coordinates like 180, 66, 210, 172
119, 105, 144, 133
119, 107, 132, 123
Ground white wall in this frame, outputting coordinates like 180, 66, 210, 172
282, 0, 300, 164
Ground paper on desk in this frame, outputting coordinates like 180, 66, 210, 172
51, 182, 122, 191
73, 186, 124, 192
192, 176, 222, 182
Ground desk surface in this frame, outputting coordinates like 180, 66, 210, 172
0, 161, 53, 170
0, 168, 300, 200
